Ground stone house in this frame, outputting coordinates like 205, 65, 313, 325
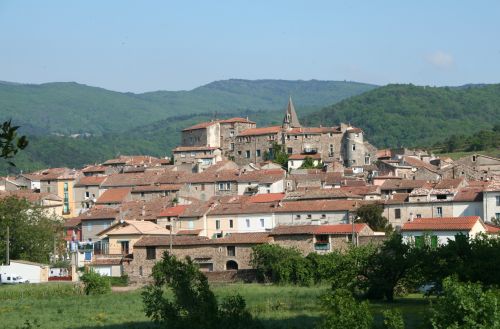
172, 146, 222, 165
73, 176, 107, 215
95, 188, 131, 207
270, 223, 374, 255
440, 154, 500, 180
127, 233, 271, 282
236, 169, 286, 195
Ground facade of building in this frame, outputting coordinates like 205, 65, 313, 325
174, 98, 377, 168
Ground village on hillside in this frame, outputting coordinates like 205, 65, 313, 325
0, 99, 499, 284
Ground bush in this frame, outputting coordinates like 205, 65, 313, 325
109, 274, 129, 287
251, 244, 312, 286
316, 289, 373, 329
80, 270, 111, 295
142, 252, 262, 329
383, 309, 405, 329
430, 277, 500, 329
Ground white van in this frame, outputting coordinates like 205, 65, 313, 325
0, 273, 28, 284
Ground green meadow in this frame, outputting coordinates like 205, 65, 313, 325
0, 283, 429, 329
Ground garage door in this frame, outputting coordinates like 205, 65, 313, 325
94, 266, 111, 276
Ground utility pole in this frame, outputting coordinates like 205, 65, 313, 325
6, 226, 10, 265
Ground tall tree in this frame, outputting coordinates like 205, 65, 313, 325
355, 204, 392, 232
0, 120, 28, 165
0, 196, 62, 264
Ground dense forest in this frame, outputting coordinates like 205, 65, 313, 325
431, 125, 500, 154
0, 79, 375, 135
305, 84, 500, 148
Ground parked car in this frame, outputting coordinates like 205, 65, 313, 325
0, 273, 29, 284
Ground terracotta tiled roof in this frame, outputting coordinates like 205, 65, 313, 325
248, 193, 285, 203
131, 184, 182, 193
76, 207, 119, 221
135, 232, 270, 247
346, 127, 363, 133
158, 205, 188, 217
90, 258, 122, 266
182, 121, 218, 131
219, 117, 255, 124
485, 223, 500, 234
384, 193, 410, 204
176, 229, 202, 236
172, 146, 219, 152
453, 188, 483, 202
434, 178, 465, 190
238, 126, 282, 136
98, 220, 170, 236
271, 223, 370, 235
403, 156, 438, 173
339, 185, 381, 196
101, 170, 168, 188
95, 188, 131, 204
82, 165, 106, 173
287, 127, 338, 134
74, 176, 107, 187
381, 179, 431, 191
376, 149, 392, 159
288, 153, 322, 160
38, 168, 80, 181
485, 179, 500, 192
401, 216, 482, 232
285, 189, 362, 201
0, 190, 62, 203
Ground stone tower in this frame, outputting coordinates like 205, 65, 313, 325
282, 96, 301, 130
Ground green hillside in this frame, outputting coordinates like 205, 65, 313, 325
0, 79, 376, 136
305, 84, 500, 148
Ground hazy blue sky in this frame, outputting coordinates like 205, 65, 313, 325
1, 1, 499, 92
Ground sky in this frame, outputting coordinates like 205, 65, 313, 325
0, 1, 499, 93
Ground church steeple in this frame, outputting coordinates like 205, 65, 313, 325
282, 96, 301, 129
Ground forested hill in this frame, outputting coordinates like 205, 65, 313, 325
0, 79, 376, 136
305, 84, 500, 148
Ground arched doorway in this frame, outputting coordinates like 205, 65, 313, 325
226, 260, 239, 270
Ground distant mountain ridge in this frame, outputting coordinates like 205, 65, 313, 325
0, 79, 377, 136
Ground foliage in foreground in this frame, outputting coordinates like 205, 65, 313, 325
142, 252, 261, 329
80, 270, 111, 295
430, 277, 500, 329
316, 288, 373, 329
0, 196, 63, 264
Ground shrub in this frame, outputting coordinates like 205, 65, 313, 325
109, 274, 129, 287
142, 252, 262, 329
80, 270, 111, 295
316, 289, 373, 329
383, 309, 405, 329
430, 277, 500, 329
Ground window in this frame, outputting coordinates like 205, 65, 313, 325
218, 182, 231, 191
245, 150, 250, 158
496, 213, 500, 220
260, 218, 265, 227
229, 219, 233, 228
436, 194, 447, 200
321, 214, 326, 219
256, 149, 261, 157
295, 214, 301, 220
394, 209, 401, 219
287, 148, 293, 154
307, 214, 312, 219
416, 214, 422, 218
496, 196, 500, 206
230, 143, 235, 151
472, 155, 476, 162
141, 192, 145, 197
146, 247, 156, 260
85, 191, 90, 198
286, 135, 290, 140
437, 207, 443, 217
216, 220, 221, 230
414, 236, 424, 248
230, 130, 235, 137
430, 236, 438, 249
227, 246, 236, 257
352, 144, 356, 151
246, 219, 250, 228
305, 134, 309, 139
329, 144, 334, 157
365, 155, 370, 165
121, 241, 130, 255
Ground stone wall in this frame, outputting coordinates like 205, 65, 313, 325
272, 235, 314, 255
182, 128, 208, 147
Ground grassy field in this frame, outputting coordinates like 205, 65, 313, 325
0, 283, 430, 329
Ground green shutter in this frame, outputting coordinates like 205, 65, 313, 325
415, 236, 424, 248
431, 235, 438, 248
